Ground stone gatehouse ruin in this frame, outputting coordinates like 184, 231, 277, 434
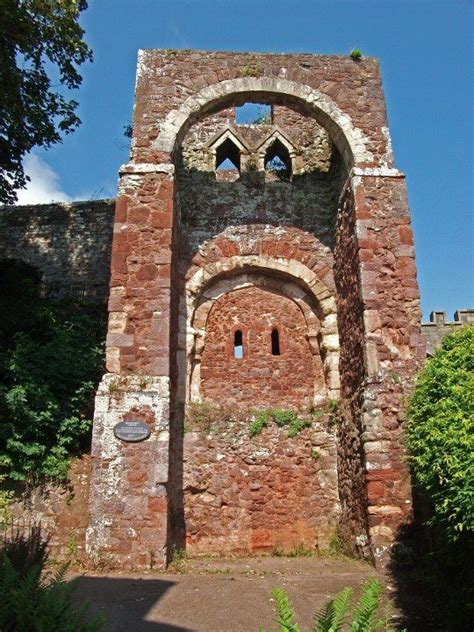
0, 49, 428, 568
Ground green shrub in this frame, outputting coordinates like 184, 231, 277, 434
349, 49, 362, 60
406, 326, 474, 540
260, 578, 391, 631
0, 259, 105, 482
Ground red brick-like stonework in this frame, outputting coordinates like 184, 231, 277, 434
200, 286, 319, 410
86, 49, 423, 569
183, 415, 338, 556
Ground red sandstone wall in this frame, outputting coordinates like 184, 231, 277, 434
333, 184, 371, 557
8, 457, 91, 562
200, 286, 317, 410
183, 416, 339, 556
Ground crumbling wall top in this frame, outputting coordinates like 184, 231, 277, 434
130, 48, 395, 170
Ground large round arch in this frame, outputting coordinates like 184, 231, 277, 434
185, 256, 341, 405
154, 77, 374, 168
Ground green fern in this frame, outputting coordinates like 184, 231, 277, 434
264, 579, 388, 632
313, 586, 352, 631
272, 587, 301, 632
350, 578, 383, 632
0, 553, 103, 631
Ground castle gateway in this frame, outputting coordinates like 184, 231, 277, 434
86, 49, 425, 569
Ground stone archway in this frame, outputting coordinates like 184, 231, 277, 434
154, 76, 375, 168
186, 269, 339, 406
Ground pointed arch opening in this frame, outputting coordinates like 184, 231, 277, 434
264, 138, 292, 178
215, 137, 241, 171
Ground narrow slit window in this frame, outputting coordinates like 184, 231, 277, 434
234, 330, 244, 358
271, 328, 281, 356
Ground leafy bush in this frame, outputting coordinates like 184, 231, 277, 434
260, 578, 391, 631
0, 259, 105, 482
406, 326, 474, 540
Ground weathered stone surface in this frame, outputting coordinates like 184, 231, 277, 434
1, 49, 429, 569
8, 457, 92, 562
0, 200, 115, 302
183, 417, 339, 556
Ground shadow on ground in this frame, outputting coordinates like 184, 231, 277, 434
388, 521, 474, 632
73, 576, 194, 632
71, 556, 381, 632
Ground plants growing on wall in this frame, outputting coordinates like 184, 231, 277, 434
0, 260, 106, 483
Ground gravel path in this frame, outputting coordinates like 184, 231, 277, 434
72, 556, 398, 632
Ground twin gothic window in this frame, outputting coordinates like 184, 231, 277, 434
233, 328, 280, 358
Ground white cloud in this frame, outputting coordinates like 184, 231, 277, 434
15, 154, 71, 205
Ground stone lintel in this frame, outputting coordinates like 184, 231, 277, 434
119, 162, 175, 176
351, 166, 404, 178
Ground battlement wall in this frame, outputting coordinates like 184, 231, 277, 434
421, 310, 474, 356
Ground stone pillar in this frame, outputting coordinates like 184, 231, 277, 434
353, 168, 425, 563
86, 163, 176, 570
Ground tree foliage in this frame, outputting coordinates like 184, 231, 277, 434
0, 0, 92, 204
406, 326, 474, 540
0, 259, 105, 482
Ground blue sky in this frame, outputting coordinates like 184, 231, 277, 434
19, 0, 473, 320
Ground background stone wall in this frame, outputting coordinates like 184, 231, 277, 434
0, 200, 115, 302
7, 457, 91, 562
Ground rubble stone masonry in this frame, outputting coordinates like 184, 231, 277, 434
1, 49, 432, 568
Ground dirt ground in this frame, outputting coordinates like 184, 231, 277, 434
72, 556, 403, 632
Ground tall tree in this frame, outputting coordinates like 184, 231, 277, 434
0, 0, 92, 204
